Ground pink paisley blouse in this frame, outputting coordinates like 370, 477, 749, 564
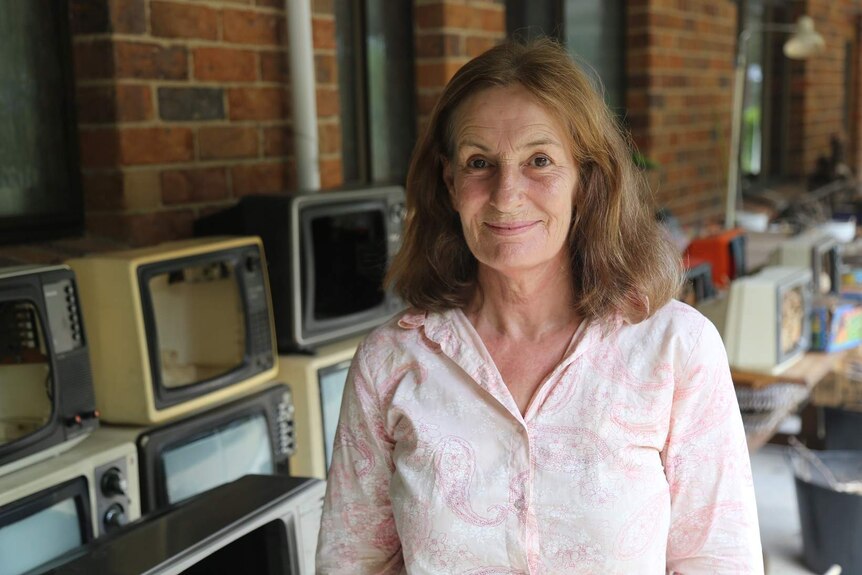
316, 300, 763, 574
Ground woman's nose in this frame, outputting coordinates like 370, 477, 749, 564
490, 164, 523, 210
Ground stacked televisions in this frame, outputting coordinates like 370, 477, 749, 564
0, 265, 140, 574
693, 226, 849, 374
194, 185, 407, 480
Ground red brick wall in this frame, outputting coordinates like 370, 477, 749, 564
69, 0, 342, 247
626, 0, 737, 228
413, 0, 506, 132
792, 0, 859, 180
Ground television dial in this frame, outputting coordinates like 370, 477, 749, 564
103, 503, 128, 532
101, 467, 128, 497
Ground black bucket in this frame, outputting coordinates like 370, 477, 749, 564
794, 450, 862, 574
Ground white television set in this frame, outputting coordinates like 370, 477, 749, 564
698, 265, 813, 373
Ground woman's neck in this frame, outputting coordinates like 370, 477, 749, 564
466, 262, 579, 341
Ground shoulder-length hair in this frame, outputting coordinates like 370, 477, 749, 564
386, 37, 683, 323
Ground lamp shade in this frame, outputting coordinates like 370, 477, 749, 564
783, 16, 825, 59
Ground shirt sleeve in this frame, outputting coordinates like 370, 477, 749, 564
662, 318, 765, 574
315, 344, 404, 575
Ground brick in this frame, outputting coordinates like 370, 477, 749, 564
198, 127, 259, 159
231, 163, 289, 195
110, 0, 147, 34
227, 87, 286, 120
314, 53, 338, 84
318, 122, 341, 155
415, 34, 462, 58
319, 157, 343, 189
256, 0, 284, 7
151, 2, 219, 40
316, 86, 340, 117
465, 36, 498, 58
69, 0, 110, 34
158, 87, 225, 121
312, 16, 336, 50
312, 0, 334, 13
115, 85, 154, 121
263, 125, 295, 157
260, 50, 289, 83
161, 168, 229, 204
194, 48, 258, 82
77, 85, 153, 124
119, 127, 194, 165
115, 42, 187, 80
121, 170, 162, 209
415, 60, 466, 89
115, 210, 196, 246
82, 172, 124, 210
73, 41, 114, 80
79, 129, 121, 168
223, 9, 282, 46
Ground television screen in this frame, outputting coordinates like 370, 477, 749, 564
162, 413, 274, 505
0, 478, 90, 575
146, 260, 246, 389
780, 284, 807, 358
318, 362, 350, 470
305, 206, 388, 321
0, 299, 51, 448
0, 0, 83, 244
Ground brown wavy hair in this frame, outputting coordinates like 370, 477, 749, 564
386, 37, 683, 323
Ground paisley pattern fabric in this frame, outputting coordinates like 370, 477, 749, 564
316, 301, 763, 574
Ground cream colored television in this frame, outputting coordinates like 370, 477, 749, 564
66, 237, 278, 425
772, 229, 840, 295
0, 428, 140, 574
698, 265, 813, 374
278, 335, 363, 480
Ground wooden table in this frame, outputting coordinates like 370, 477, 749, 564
733, 351, 848, 452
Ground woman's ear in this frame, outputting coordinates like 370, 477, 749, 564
441, 156, 457, 210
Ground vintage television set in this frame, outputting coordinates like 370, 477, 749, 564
278, 336, 361, 480
193, 185, 406, 352
772, 229, 841, 295
685, 228, 747, 289
0, 429, 140, 575
65, 237, 278, 425
680, 258, 717, 306
98, 382, 296, 515
44, 474, 325, 575
698, 265, 813, 373
0, 265, 97, 478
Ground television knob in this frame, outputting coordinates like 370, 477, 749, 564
103, 503, 127, 532
101, 468, 128, 497
245, 255, 260, 273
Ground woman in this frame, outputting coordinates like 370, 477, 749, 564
316, 38, 763, 574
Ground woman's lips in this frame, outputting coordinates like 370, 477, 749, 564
484, 221, 539, 235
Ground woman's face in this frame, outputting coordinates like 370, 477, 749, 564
443, 84, 578, 278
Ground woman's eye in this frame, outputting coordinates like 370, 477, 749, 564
531, 155, 551, 168
467, 158, 488, 169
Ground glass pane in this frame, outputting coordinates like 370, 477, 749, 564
564, 0, 626, 112
334, 0, 362, 183
163, 414, 274, 504
319, 365, 349, 471
0, 0, 78, 219
741, 1, 765, 176
310, 209, 387, 319
0, 497, 81, 575
365, 0, 416, 184
148, 261, 246, 389
0, 300, 52, 447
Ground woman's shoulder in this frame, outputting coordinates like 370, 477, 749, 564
354, 307, 447, 364
624, 299, 719, 355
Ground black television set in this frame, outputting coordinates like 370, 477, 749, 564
194, 186, 406, 352
98, 382, 296, 514
0, 265, 98, 478
43, 474, 326, 575
0, 0, 84, 244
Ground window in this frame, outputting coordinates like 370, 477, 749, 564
506, 0, 626, 113
334, 1, 416, 186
